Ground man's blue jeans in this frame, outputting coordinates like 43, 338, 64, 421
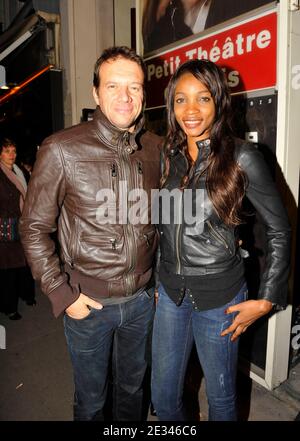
151, 283, 247, 421
64, 290, 154, 421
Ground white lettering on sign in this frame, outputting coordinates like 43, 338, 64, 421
145, 12, 277, 109
227, 70, 240, 88
184, 30, 271, 63
147, 29, 271, 82
147, 56, 181, 81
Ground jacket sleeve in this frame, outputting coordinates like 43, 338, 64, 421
238, 143, 291, 307
19, 138, 79, 317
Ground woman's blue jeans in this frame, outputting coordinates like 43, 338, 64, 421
151, 283, 247, 421
64, 290, 154, 421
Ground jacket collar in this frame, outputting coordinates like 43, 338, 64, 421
92, 106, 145, 152
171, 138, 211, 157
196, 138, 211, 152
194, 138, 210, 169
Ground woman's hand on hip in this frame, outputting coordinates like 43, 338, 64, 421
221, 299, 273, 342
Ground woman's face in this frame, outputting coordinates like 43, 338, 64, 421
0, 145, 17, 169
174, 72, 216, 144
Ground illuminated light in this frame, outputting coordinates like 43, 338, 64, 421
0, 64, 54, 104
0, 85, 9, 89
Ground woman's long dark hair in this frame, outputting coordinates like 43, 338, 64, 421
161, 59, 247, 226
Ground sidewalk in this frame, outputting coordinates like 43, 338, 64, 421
0, 287, 299, 421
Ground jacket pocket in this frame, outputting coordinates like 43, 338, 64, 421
140, 229, 156, 248
74, 160, 118, 207
80, 233, 122, 251
77, 231, 126, 278
135, 227, 158, 274
206, 221, 233, 255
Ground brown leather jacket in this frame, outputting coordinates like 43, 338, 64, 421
19, 107, 162, 317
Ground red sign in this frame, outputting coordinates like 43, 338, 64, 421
145, 11, 277, 109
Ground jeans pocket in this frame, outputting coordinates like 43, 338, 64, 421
64, 308, 94, 322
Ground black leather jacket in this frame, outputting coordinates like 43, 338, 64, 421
159, 138, 291, 307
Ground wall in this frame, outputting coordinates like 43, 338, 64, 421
114, 0, 135, 47
60, 0, 114, 126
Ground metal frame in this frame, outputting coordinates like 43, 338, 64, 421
239, 0, 299, 390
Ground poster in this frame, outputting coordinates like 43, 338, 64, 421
139, 0, 273, 55
144, 9, 277, 109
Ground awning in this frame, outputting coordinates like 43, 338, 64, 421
0, 14, 46, 63
0, 12, 48, 93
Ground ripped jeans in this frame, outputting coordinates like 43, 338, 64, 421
151, 282, 247, 421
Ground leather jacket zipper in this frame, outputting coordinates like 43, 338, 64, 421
135, 161, 144, 189
124, 131, 129, 144
142, 229, 155, 247
175, 193, 183, 274
175, 154, 188, 275
81, 234, 118, 249
207, 220, 233, 255
111, 162, 118, 196
111, 163, 117, 177
143, 234, 150, 247
110, 238, 117, 250
118, 132, 137, 295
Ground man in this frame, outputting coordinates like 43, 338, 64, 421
19, 46, 162, 421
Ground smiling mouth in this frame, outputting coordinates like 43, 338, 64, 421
115, 107, 132, 114
183, 120, 202, 128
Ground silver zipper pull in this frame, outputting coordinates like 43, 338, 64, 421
110, 238, 117, 249
138, 161, 143, 174
124, 132, 129, 146
143, 234, 150, 247
111, 163, 117, 177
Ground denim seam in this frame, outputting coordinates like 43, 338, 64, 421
113, 327, 119, 420
176, 305, 194, 410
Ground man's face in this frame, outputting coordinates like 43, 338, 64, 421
93, 57, 144, 133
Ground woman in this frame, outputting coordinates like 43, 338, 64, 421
0, 138, 35, 320
151, 60, 291, 420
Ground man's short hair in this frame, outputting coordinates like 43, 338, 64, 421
93, 46, 146, 90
